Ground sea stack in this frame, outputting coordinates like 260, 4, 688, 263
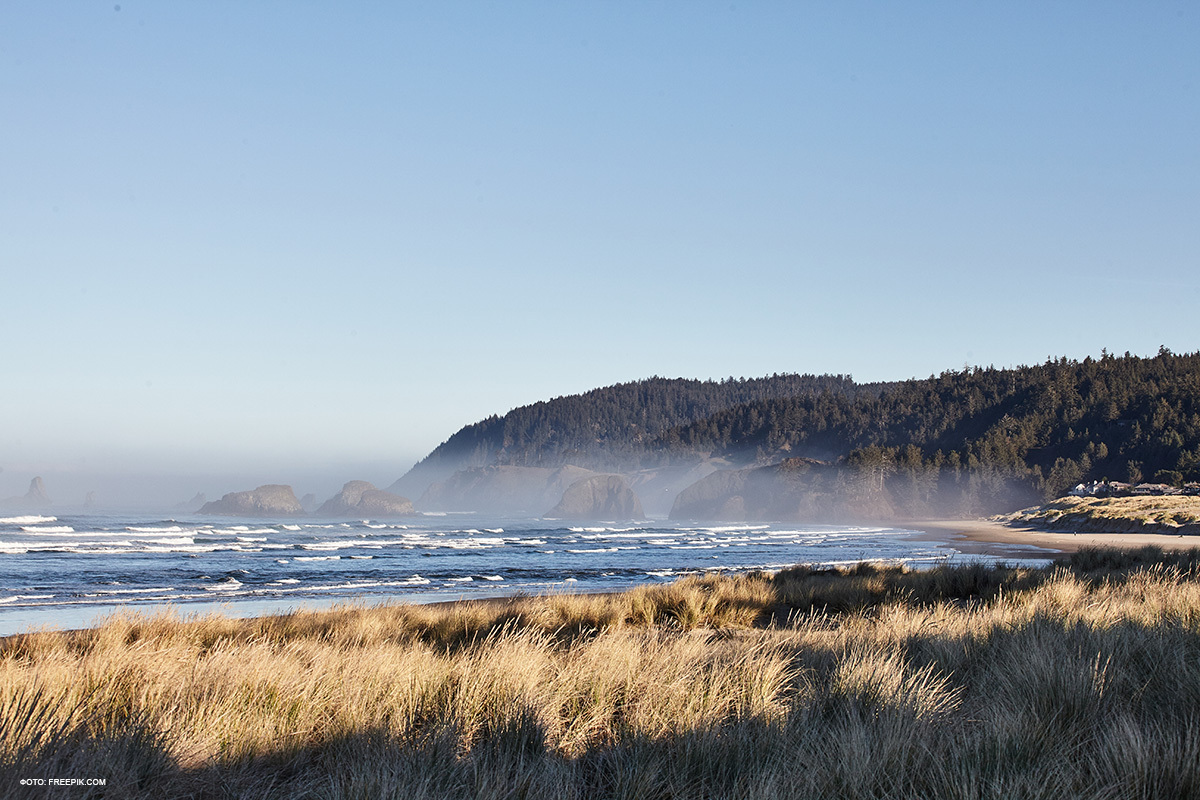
198, 485, 304, 517
2, 477, 52, 509
546, 475, 645, 520
316, 481, 416, 517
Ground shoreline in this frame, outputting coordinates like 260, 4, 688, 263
903, 517, 1200, 556
7, 518, 1200, 638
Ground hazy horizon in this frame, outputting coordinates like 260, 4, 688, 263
4, 3, 1197, 506
0, 351, 1185, 511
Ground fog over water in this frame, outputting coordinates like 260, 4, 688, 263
0, 458, 418, 514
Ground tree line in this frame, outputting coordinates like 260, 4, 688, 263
410, 349, 1200, 503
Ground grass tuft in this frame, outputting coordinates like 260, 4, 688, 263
5, 548, 1200, 797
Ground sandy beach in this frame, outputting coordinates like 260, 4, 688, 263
904, 517, 1200, 556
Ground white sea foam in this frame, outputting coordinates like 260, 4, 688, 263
579, 531, 661, 540
280, 525, 302, 531
273, 579, 301, 585
482, 575, 503, 581
90, 587, 176, 595
26, 530, 144, 538
300, 541, 362, 551
295, 556, 341, 561
0, 515, 57, 525
141, 545, 230, 554
203, 579, 242, 591
0, 594, 56, 604
484, 528, 504, 533
10, 540, 135, 550
21, 526, 75, 533
691, 525, 771, 533
126, 526, 184, 533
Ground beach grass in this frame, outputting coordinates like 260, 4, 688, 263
1004, 495, 1200, 534
5, 548, 1200, 798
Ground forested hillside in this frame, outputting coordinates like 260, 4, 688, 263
663, 349, 1200, 500
393, 350, 1200, 508
391, 374, 873, 496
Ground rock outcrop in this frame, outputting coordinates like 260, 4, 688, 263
199, 485, 303, 517
299, 493, 318, 513
317, 481, 416, 518
670, 459, 897, 522
546, 475, 645, 520
418, 465, 598, 515
2, 477, 52, 509
625, 460, 730, 518
175, 493, 206, 513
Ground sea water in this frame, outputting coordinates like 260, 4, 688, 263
0, 513, 1054, 635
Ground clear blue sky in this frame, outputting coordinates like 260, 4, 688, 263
2, 2, 1198, 505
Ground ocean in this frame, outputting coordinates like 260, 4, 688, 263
0, 512, 1054, 635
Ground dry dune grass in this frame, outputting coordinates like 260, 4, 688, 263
1007, 494, 1200, 531
5, 547, 1200, 798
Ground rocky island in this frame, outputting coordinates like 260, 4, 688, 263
546, 474, 644, 520
316, 481, 416, 517
1, 476, 52, 509
198, 485, 304, 517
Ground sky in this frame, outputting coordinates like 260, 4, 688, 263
2, 2, 1198, 507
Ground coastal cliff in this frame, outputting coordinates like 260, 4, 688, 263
669, 459, 899, 523
418, 465, 597, 515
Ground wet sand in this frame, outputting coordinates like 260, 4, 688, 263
903, 518, 1200, 557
